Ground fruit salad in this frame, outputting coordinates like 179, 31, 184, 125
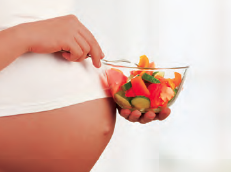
106, 55, 182, 112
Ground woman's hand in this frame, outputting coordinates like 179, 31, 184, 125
118, 106, 171, 124
21, 14, 103, 68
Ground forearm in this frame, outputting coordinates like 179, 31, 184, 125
0, 24, 29, 71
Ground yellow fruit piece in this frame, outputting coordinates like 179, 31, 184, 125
139, 71, 146, 76
138, 55, 149, 68
167, 78, 176, 90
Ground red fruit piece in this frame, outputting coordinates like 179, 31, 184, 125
146, 61, 156, 75
125, 87, 136, 97
106, 68, 127, 95
131, 75, 150, 97
148, 83, 162, 108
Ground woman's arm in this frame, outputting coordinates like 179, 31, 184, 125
0, 14, 104, 71
0, 15, 171, 124
0, 25, 29, 71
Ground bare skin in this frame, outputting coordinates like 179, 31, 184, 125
0, 14, 171, 124
0, 14, 171, 172
0, 98, 116, 172
118, 106, 171, 124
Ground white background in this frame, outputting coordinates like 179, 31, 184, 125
73, 0, 231, 171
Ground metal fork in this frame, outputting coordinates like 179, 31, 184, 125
102, 58, 138, 66
59, 50, 138, 66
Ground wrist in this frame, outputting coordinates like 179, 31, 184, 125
0, 24, 31, 71
12, 23, 33, 53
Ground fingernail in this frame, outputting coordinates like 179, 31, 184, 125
101, 52, 105, 59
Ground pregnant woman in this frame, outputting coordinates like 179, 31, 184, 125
0, 0, 170, 172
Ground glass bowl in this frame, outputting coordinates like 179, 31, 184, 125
102, 60, 189, 113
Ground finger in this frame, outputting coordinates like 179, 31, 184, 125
62, 52, 71, 60
79, 25, 103, 68
139, 111, 156, 124
74, 34, 90, 62
62, 40, 83, 61
155, 107, 171, 121
119, 108, 131, 119
128, 110, 142, 122
100, 52, 105, 59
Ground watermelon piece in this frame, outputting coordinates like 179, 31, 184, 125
130, 70, 142, 76
149, 61, 155, 68
131, 75, 150, 97
125, 87, 136, 97
106, 68, 127, 95
148, 83, 162, 108
145, 81, 152, 88
146, 61, 155, 75
148, 83, 170, 108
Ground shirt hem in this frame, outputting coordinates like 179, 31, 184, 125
0, 90, 112, 117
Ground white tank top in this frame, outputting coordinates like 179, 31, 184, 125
0, 0, 111, 116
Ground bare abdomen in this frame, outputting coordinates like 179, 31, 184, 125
0, 97, 116, 172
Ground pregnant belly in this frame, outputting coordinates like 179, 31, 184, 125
0, 97, 116, 172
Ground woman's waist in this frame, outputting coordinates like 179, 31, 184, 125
0, 53, 110, 104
